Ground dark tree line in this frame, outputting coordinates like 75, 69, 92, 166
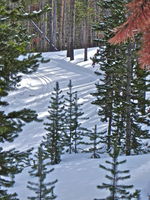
23, 0, 101, 53
91, 0, 150, 156
0, 0, 48, 198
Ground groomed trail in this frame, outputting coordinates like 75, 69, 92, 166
4, 48, 150, 200
4, 48, 99, 151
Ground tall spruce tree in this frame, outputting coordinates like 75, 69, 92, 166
127, 67, 150, 154
27, 145, 57, 200
95, 144, 140, 200
92, 0, 150, 155
91, 0, 128, 152
43, 82, 65, 164
0, 0, 48, 198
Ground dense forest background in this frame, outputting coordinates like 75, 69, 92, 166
22, 0, 101, 52
1, 0, 150, 199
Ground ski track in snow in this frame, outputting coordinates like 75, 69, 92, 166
3, 48, 150, 200
3, 48, 99, 151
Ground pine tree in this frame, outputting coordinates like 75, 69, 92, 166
64, 80, 86, 153
91, 0, 128, 152
82, 125, 105, 158
72, 92, 86, 153
27, 145, 57, 200
0, 0, 47, 198
43, 82, 65, 164
95, 144, 139, 200
0, 147, 33, 200
64, 80, 77, 153
109, 0, 150, 69
92, 0, 150, 155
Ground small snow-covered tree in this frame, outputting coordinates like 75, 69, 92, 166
95, 144, 139, 200
64, 80, 87, 153
27, 145, 57, 200
64, 80, 77, 154
72, 92, 87, 153
43, 82, 65, 164
82, 125, 105, 158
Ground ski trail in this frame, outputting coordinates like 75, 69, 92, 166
3, 54, 99, 151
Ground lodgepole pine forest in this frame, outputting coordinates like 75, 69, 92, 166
0, 0, 150, 200
23, 0, 101, 52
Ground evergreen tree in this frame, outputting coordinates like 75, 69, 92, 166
128, 67, 150, 154
109, 0, 150, 69
64, 80, 86, 153
43, 82, 65, 164
82, 125, 105, 158
95, 144, 140, 200
72, 92, 86, 153
0, 147, 33, 200
27, 145, 57, 200
92, 0, 150, 155
64, 80, 77, 153
91, 0, 128, 152
0, 0, 48, 198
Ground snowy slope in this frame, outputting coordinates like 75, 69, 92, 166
4, 48, 100, 151
4, 48, 150, 199
11, 153, 150, 200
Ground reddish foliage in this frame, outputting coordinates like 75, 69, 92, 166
32, 37, 41, 48
139, 28, 150, 69
109, 0, 150, 69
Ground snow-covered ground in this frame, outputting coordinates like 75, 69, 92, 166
4, 48, 150, 199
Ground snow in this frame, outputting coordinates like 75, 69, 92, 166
0, 17, 9, 21
10, 153, 150, 200
33, 10, 42, 14
3, 48, 150, 199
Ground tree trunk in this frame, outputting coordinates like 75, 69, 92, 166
67, 0, 75, 60
74, 130, 77, 153
83, 20, 88, 61
59, 0, 65, 50
107, 74, 113, 152
52, 0, 57, 48
125, 44, 133, 156
48, 0, 52, 50
83, 0, 89, 61
107, 114, 112, 151
93, 125, 97, 158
